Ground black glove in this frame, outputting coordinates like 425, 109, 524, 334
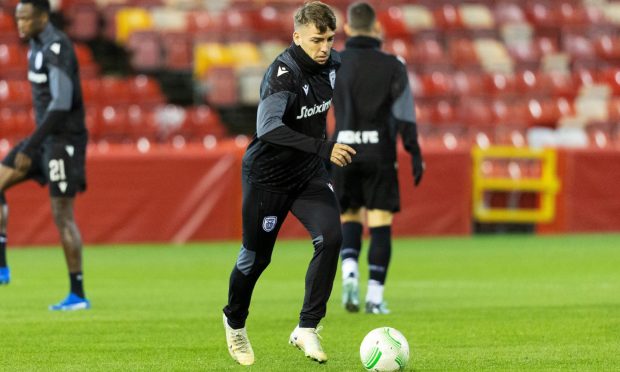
411, 146, 424, 187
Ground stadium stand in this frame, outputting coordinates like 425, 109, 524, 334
1, 0, 619, 156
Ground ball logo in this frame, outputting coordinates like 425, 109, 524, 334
262, 216, 278, 232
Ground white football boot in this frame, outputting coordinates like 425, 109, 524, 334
223, 314, 255, 366
289, 325, 327, 363
342, 276, 360, 312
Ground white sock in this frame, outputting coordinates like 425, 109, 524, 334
341, 258, 359, 281
366, 280, 384, 304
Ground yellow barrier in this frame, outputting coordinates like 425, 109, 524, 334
472, 146, 560, 223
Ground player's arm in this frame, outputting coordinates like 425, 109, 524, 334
17, 49, 74, 171
391, 62, 424, 186
256, 65, 355, 166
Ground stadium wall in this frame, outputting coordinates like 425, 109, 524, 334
5, 144, 620, 246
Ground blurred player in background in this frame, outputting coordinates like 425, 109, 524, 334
222, 1, 356, 366
332, 2, 424, 315
0, 0, 90, 311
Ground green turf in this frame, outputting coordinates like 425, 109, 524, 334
1, 234, 619, 371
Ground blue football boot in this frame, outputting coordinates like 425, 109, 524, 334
0, 267, 9, 285
49, 293, 91, 311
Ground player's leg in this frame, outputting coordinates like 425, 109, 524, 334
49, 196, 89, 308
0, 144, 38, 285
288, 177, 342, 362
340, 208, 363, 312
44, 139, 89, 311
365, 209, 394, 314
363, 162, 400, 314
223, 179, 291, 365
333, 163, 364, 312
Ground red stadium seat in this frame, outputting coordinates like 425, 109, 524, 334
84, 105, 101, 142
418, 71, 453, 98
484, 72, 517, 97
383, 38, 414, 63
0, 80, 31, 109
0, 11, 19, 43
585, 122, 613, 149
433, 4, 464, 30
161, 32, 192, 71
187, 10, 223, 35
546, 72, 577, 98
452, 71, 486, 97
99, 105, 129, 141
524, 1, 558, 28
99, 77, 131, 106
64, 0, 99, 41
203, 67, 238, 107
594, 35, 620, 61
128, 75, 165, 108
183, 105, 226, 139
448, 38, 479, 68
412, 37, 447, 66
493, 2, 526, 24
0, 107, 33, 141
0, 43, 28, 79
562, 33, 595, 60
74, 43, 99, 79
126, 104, 158, 140
221, 8, 255, 40
126, 31, 162, 72
457, 97, 495, 127
377, 7, 410, 38
81, 78, 101, 106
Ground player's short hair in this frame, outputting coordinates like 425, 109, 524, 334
19, 0, 51, 14
347, 2, 376, 33
294, 1, 337, 33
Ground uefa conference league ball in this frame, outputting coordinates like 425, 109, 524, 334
360, 327, 410, 372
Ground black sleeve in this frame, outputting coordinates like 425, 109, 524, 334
391, 61, 420, 155
255, 62, 335, 160
22, 63, 73, 157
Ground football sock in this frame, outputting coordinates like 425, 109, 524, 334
69, 272, 85, 298
341, 222, 363, 279
368, 226, 391, 285
0, 233, 7, 268
366, 279, 384, 305
340, 221, 362, 261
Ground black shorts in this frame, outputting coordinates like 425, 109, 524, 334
332, 161, 400, 212
2, 135, 87, 197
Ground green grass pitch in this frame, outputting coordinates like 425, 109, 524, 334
1, 234, 619, 371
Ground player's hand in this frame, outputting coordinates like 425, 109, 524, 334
14, 152, 32, 173
412, 149, 424, 187
330, 143, 356, 167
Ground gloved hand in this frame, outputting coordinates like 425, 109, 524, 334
411, 146, 424, 186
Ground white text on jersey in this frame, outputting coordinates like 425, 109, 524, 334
337, 130, 380, 144
296, 99, 331, 119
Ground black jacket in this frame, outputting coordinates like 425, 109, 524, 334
24, 23, 86, 156
243, 44, 341, 192
332, 36, 419, 163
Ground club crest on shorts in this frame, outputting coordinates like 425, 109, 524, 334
262, 216, 278, 232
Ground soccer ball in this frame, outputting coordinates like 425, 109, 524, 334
359, 327, 409, 372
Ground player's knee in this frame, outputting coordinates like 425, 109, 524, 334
235, 245, 270, 275
341, 208, 363, 223
319, 225, 343, 251
367, 209, 393, 227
